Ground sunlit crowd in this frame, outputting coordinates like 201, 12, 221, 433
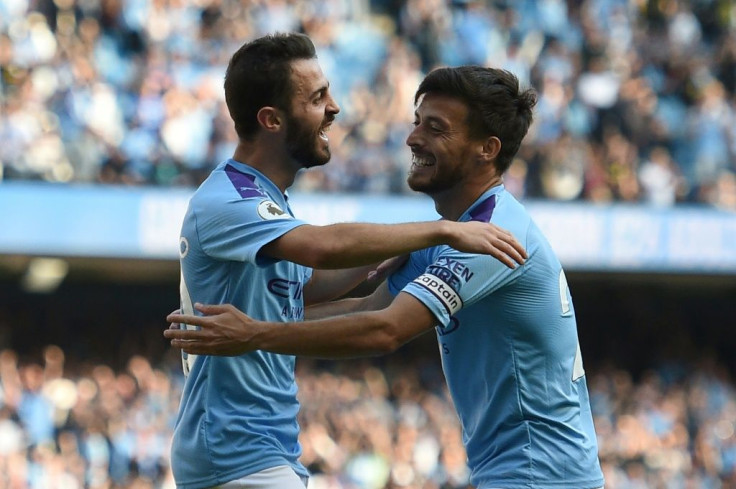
0, 344, 733, 489
1, 0, 736, 208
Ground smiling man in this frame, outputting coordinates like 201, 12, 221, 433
167, 65, 605, 489
169, 35, 527, 489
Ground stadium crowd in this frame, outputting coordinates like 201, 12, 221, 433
1, 0, 736, 209
0, 345, 734, 489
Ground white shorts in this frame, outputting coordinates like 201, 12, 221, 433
211, 465, 308, 489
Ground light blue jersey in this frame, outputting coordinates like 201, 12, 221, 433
173, 159, 311, 489
389, 185, 604, 489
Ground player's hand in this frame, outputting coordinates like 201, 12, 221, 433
446, 221, 526, 268
367, 255, 409, 283
168, 308, 181, 330
164, 304, 261, 356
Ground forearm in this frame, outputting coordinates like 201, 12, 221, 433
306, 282, 393, 319
164, 293, 434, 358
256, 311, 402, 358
303, 265, 375, 306
305, 297, 366, 320
327, 222, 452, 264
281, 221, 453, 269
264, 220, 526, 271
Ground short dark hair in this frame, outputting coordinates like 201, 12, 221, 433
415, 66, 537, 174
224, 33, 317, 140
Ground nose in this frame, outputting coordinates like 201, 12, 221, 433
406, 125, 421, 148
327, 93, 340, 116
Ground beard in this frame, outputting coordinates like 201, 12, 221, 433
407, 166, 461, 195
284, 113, 331, 169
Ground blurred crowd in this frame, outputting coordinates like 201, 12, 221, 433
1, 0, 736, 209
0, 345, 735, 489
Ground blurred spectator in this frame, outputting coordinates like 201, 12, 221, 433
1, 0, 736, 208
1, 343, 736, 488
638, 146, 686, 206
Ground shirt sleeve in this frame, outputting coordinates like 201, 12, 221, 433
387, 249, 433, 297
195, 195, 308, 264
399, 247, 521, 328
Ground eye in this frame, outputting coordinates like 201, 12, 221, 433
313, 89, 327, 104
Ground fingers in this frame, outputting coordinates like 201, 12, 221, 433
493, 239, 527, 269
194, 303, 218, 314
169, 339, 204, 354
507, 235, 528, 260
169, 339, 240, 357
163, 328, 204, 340
166, 313, 201, 325
368, 255, 410, 283
167, 308, 183, 330
499, 239, 526, 265
491, 248, 516, 269
486, 224, 527, 265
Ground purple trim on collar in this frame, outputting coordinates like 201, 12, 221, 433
225, 164, 267, 199
469, 194, 496, 222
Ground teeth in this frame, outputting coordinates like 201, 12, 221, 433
319, 125, 330, 142
412, 154, 433, 167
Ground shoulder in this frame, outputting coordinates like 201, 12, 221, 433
191, 166, 277, 214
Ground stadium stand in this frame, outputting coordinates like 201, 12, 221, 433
0, 0, 735, 208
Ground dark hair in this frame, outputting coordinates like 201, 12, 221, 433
224, 32, 317, 139
414, 66, 537, 174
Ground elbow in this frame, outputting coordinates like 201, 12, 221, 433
371, 318, 406, 355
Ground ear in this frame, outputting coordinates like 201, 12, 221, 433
256, 107, 283, 133
480, 136, 501, 163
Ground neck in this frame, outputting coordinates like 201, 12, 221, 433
232, 141, 300, 193
433, 176, 503, 221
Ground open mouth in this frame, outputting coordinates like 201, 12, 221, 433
411, 153, 435, 168
319, 122, 332, 142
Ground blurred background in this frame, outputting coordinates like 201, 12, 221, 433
1, 0, 736, 488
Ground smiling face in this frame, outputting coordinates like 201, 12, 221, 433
283, 58, 340, 168
405, 93, 485, 195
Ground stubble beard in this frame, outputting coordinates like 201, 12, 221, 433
284, 115, 331, 169
407, 170, 446, 195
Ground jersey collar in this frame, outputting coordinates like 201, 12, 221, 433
460, 184, 505, 223
220, 159, 291, 202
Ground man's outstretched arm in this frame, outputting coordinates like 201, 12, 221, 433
164, 291, 436, 358
261, 220, 526, 270
276, 220, 525, 305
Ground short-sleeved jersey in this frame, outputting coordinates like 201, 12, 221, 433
172, 159, 311, 489
389, 185, 604, 489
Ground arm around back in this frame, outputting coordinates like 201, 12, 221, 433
262, 291, 439, 357
164, 291, 438, 359
261, 220, 526, 270
261, 222, 451, 269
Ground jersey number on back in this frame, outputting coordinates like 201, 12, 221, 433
559, 269, 585, 381
180, 272, 198, 376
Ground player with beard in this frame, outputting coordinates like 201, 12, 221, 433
168, 66, 605, 489
170, 34, 527, 489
